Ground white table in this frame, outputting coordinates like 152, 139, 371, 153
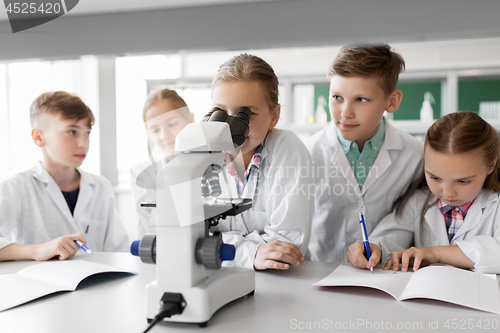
1, 252, 499, 333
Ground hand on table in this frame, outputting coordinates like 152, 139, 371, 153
253, 240, 304, 270
384, 247, 437, 272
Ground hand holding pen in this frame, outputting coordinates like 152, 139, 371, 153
31, 234, 88, 261
75, 240, 92, 254
346, 213, 381, 271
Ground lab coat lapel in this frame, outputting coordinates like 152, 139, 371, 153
362, 120, 403, 194
32, 162, 75, 225
242, 168, 258, 199
452, 190, 492, 241
362, 147, 391, 194
73, 169, 94, 220
424, 203, 450, 245
320, 125, 360, 194
242, 142, 269, 199
332, 151, 360, 194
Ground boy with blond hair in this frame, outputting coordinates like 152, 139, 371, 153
0, 91, 129, 261
306, 44, 424, 263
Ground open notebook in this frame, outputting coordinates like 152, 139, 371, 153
314, 264, 500, 314
0, 260, 135, 312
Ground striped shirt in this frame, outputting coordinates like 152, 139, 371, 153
225, 144, 263, 193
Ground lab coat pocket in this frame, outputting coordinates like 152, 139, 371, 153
81, 220, 106, 251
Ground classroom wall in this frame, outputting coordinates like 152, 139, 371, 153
1, 0, 500, 61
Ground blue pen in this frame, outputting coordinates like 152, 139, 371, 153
75, 240, 92, 254
359, 212, 373, 272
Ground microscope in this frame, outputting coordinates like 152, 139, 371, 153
131, 107, 255, 330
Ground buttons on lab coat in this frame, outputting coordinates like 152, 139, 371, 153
358, 201, 363, 207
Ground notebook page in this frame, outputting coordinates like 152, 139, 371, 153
313, 265, 413, 300
400, 266, 500, 314
0, 274, 67, 312
18, 260, 131, 290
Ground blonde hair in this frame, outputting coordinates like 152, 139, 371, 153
212, 53, 279, 110
142, 87, 189, 122
328, 44, 405, 95
30, 91, 94, 128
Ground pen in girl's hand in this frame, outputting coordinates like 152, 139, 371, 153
75, 240, 92, 254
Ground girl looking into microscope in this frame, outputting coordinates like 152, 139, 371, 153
212, 54, 313, 270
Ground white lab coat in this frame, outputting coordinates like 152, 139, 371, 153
306, 118, 424, 262
370, 189, 500, 274
0, 162, 129, 252
216, 129, 313, 269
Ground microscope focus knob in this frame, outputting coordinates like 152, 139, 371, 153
196, 236, 221, 269
130, 234, 156, 264
220, 243, 235, 261
196, 236, 235, 269
130, 240, 140, 256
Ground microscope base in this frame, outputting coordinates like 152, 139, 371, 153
146, 267, 255, 326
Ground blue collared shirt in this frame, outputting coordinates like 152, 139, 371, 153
337, 118, 386, 187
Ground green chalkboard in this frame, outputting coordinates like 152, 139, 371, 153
395, 82, 441, 120
313, 78, 500, 122
314, 84, 331, 122
458, 78, 500, 113
314, 81, 442, 121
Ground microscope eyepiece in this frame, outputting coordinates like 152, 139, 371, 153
202, 107, 250, 148
227, 107, 251, 147
207, 109, 230, 123
233, 107, 251, 123
202, 107, 221, 122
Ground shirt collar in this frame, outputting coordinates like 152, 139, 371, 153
336, 118, 385, 153
224, 144, 264, 184
438, 199, 475, 215
32, 161, 86, 184
244, 144, 263, 177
